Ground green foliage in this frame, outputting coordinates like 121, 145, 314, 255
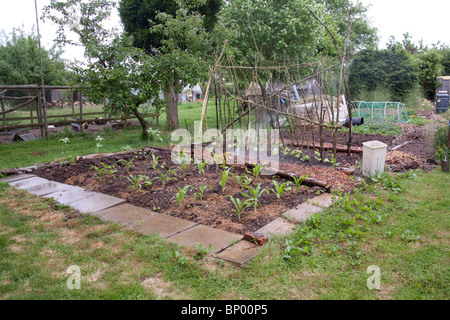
241, 183, 266, 211
270, 180, 292, 199
292, 175, 308, 194
194, 185, 211, 201
227, 196, 252, 221
118, 0, 221, 53
416, 48, 444, 100
193, 244, 212, 260
221, 0, 325, 62
219, 167, 232, 192
43, 0, 156, 135
170, 185, 192, 209
433, 126, 449, 161
348, 46, 419, 103
90, 162, 117, 184
0, 27, 68, 85
154, 168, 177, 187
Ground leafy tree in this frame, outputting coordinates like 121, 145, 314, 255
221, 0, 325, 62
119, 0, 221, 130
43, 0, 156, 136
119, 0, 220, 54
416, 48, 443, 100
118, 0, 220, 131
442, 47, 450, 76
316, 0, 378, 54
348, 45, 419, 102
0, 27, 67, 85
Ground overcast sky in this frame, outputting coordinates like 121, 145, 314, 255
0, 0, 449, 62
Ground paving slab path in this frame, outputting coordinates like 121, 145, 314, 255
1, 174, 334, 266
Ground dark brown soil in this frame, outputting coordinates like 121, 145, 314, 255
33, 147, 357, 235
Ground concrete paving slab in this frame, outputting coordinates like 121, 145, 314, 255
215, 240, 260, 267
255, 217, 297, 238
309, 193, 334, 208
0, 174, 36, 183
282, 202, 323, 222
68, 192, 125, 213
25, 181, 74, 196
93, 203, 156, 226
43, 187, 95, 205
132, 214, 197, 238
9, 176, 50, 190
167, 224, 242, 253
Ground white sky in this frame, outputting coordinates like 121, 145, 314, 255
0, 0, 449, 62
359, 0, 450, 48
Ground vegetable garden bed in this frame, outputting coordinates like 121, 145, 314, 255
33, 145, 358, 235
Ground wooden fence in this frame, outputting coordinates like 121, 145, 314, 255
0, 85, 159, 138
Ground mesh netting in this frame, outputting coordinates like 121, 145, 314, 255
353, 101, 410, 124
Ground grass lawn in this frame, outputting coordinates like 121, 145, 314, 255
0, 168, 448, 300
0, 101, 221, 172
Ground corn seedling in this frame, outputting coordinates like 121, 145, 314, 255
154, 169, 177, 187
90, 163, 117, 184
271, 180, 291, 199
126, 175, 144, 193
170, 185, 192, 209
249, 163, 265, 178
196, 160, 208, 175
195, 185, 211, 201
227, 196, 252, 221
242, 183, 266, 211
220, 167, 232, 192
117, 156, 137, 174
150, 154, 160, 170
292, 175, 308, 194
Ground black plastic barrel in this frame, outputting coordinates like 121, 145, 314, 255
345, 117, 364, 127
436, 92, 449, 114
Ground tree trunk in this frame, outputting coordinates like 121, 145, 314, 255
133, 107, 149, 138
165, 80, 180, 131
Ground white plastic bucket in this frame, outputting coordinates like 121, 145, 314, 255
362, 141, 388, 177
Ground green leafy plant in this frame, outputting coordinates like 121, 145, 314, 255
193, 244, 212, 260
227, 196, 253, 221
126, 174, 144, 193
150, 154, 160, 170
242, 184, 266, 211
292, 175, 308, 194
170, 185, 192, 209
271, 180, 291, 199
249, 163, 265, 178
195, 159, 208, 175
194, 185, 211, 201
154, 168, 177, 187
90, 163, 117, 184
147, 127, 163, 142
300, 155, 310, 162
220, 167, 232, 192
400, 229, 422, 244
179, 162, 189, 177
117, 156, 137, 174
174, 250, 188, 266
